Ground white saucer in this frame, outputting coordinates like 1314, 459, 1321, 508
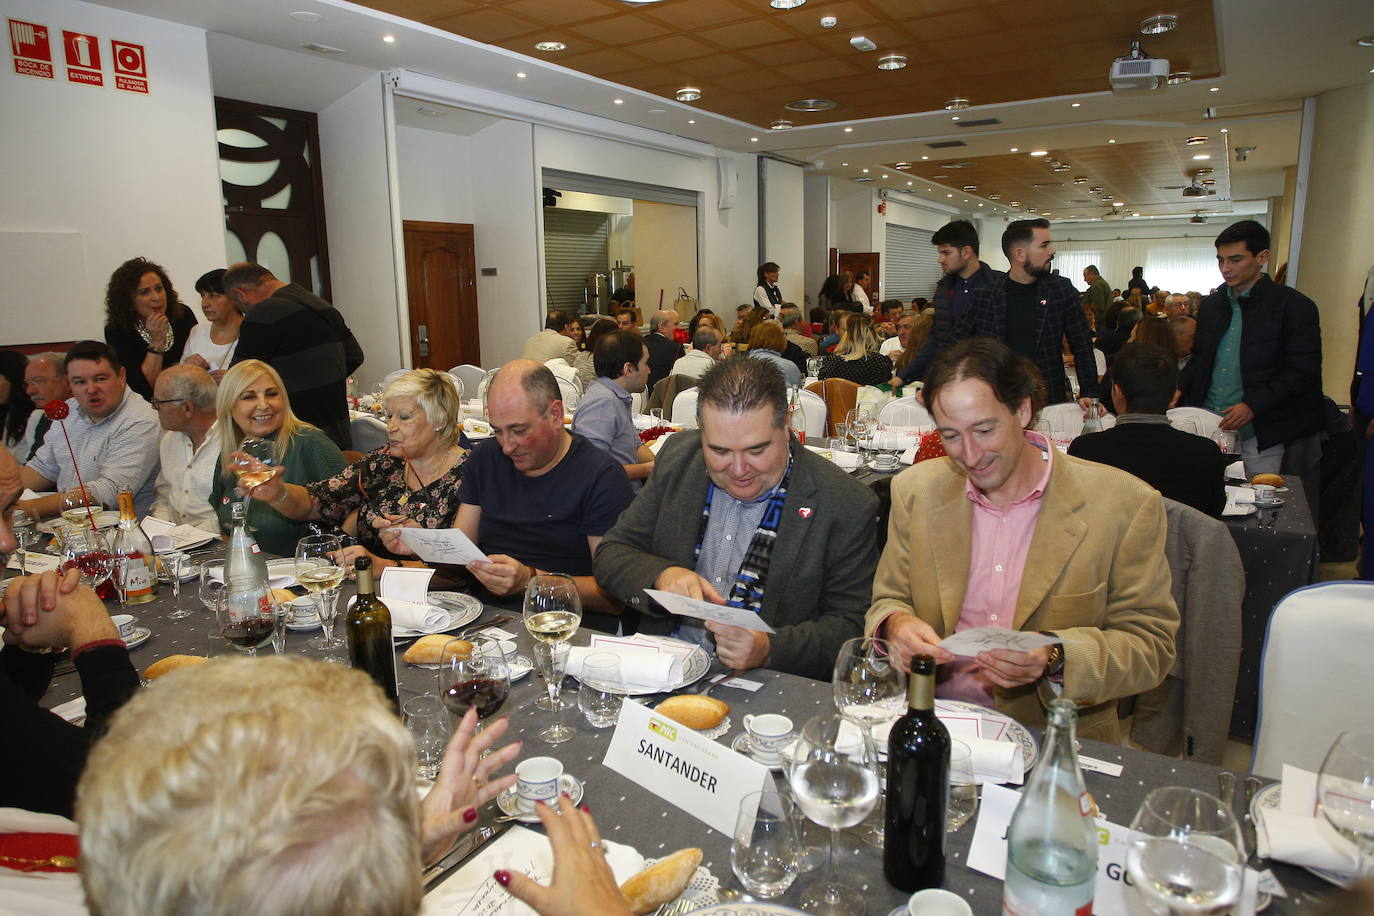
496, 774, 584, 822
1252, 496, 1285, 509
286, 616, 321, 632
730, 732, 790, 770
122, 626, 152, 649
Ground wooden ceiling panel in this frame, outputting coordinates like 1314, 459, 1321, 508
356, 0, 1221, 124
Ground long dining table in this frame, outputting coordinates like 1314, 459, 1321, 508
31, 559, 1339, 916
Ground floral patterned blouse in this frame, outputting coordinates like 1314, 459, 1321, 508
306, 449, 468, 560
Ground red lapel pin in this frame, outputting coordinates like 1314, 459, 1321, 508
799, 507, 813, 518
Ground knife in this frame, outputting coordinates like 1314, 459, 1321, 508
422, 820, 512, 889
1242, 775, 1264, 865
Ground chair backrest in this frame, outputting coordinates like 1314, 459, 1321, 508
448, 364, 485, 398
877, 396, 934, 431
1166, 407, 1222, 438
555, 374, 582, 410
670, 388, 700, 428
796, 389, 826, 440
805, 378, 860, 438
630, 390, 644, 416
439, 373, 464, 401
349, 416, 388, 453
1251, 581, 1374, 778
381, 369, 408, 392
1040, 402, 1085, 438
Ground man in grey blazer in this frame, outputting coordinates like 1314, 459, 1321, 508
594, 357, 879, 680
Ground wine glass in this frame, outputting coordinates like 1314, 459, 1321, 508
60, 486, 98, 529
832, 636, 905, 847
786, 713, 881, 916
162, 553, 193, 620
439, 635, 513, 729
110, 556, 131, 608
845, 408, 875, 462
11, 510, 37, 575
215, 574, 276, 656
230, 437, 276, 495
577, 653, 625, 729
1317, 730, 1374, 877
296, 535, 345, 654
806, 357, 822, 380
523, 573, 581, 745
946, 741, 978, 832
61, 528, 113, 590
1126, 786, 1245, 915
199, 563, 225, 618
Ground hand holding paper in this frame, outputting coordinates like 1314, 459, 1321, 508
939, 627, 1057, 658
394, 527, 489, 566
645, 588, 775, 634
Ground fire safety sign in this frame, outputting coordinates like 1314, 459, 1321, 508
63, 30, 102, 86
8, 19, 53, 79
111, 39, 147, 93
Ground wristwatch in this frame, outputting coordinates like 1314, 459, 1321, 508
1040, 632, 1065, 677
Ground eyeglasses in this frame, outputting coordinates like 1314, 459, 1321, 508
150, 397, 189, 409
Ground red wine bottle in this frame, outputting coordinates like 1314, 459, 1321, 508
346, 557, 398, 712
884, 654, 950, 892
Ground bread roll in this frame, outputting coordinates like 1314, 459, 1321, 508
270, 588, 298, 604
618, 847, 702, 915
1251, 473, 1284, 488
402, 635, 472, 665
143, 654, 209, 680
654, 694, 729, 731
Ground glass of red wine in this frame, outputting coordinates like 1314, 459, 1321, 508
59, 527, 115, 596
214, 578, 276, 656
440, 635, 512, 729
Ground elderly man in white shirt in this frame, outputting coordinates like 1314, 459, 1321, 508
670, 327, 722, 380
148, 365, 221, 533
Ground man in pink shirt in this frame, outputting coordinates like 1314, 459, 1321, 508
866, 338, 1178, 743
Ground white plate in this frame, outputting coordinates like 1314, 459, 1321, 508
689, 904, 812, 916
495, 775, 583, 822
730, 732, 790, 770
207, 557, 301, 588
389, 591, 483, 638
122, 626, 152, 649
927, 699, 1040, 774
601, 641, 711, 697
414, 653, 534, 682
1251, 782, 1355, 887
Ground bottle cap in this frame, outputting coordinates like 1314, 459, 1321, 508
355, 556, 371, 571
911, 654, 936, 675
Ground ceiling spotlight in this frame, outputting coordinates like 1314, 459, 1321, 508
1071, 102, 1081, 108
907, 181, 913, 186
785, 98, 837, 111
1089, 187, 1102, 194
770, 119, 794, 130
1209, 86, 1220, 92
535, 40, 566, 51
289, 11, 323, 22
947, 194, 953, 198
1167, 71, 1192, 85
850, 36, 877, 52
676, 87, 701, 102
1186, 135, 1208, 145
877, 53, 907, 70
944, 97, 970, 110
932, 174, 949, 179
1108, 138, 1117, 143
1192, 153, 1211, 160
962, 185, 977, 191
820, 15, 837, 28
988, 194, 1001, 200
841, 162, 848, 166
687, 119, 695, 124
1220, 127, 1229, 133
978, 203, 983, 207
1010, 201, 1020, 206
862, 168, 869, 173
1202, 179, 1216, 186
1140, 14, 1179, 35
1009, 147, 1018, 152
613, 98, 624, 105
1195, 167, 1214, 176
1029, 150, 1048, 156
750, 137, 759, 142
921, 155, 928, 160
516, 71, 526, 78
951, 116, 960, 121
382, 34, 395, 43
1072, 177, 1087, 184
1051, 165, 1070, 172
769, 0, 806, 7
894, 162, 912, 168
882, 174, 889, 178
1356, 34, 1374, 47
853, 176, 875, 182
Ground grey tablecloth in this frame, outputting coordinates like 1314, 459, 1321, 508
38, 569, 1334, 915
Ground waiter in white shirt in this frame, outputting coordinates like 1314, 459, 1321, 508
753, 262, 783, 318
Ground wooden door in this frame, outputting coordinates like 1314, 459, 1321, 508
838, 251, 880, 307
402, 221, 480, 370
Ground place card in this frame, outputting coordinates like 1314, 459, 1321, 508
603, 694, 770, 835
139, 515, 217, 550
379, 565, 435, 603
395, 526, 490, 565
1078, 755, 1125, 778
643, 589, 776, 634
719, 676, 763, 692
5, 550, 62, 573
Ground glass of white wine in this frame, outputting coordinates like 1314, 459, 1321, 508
60, 486, 99, 529
523, 573, 581, 745
231, 437, 276, 494
295, 534, 346, 655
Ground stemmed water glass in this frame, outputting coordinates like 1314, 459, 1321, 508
1317, 730, 1374, 877
832, 636, 905, 848
12, 510, 37, 575
523, 573, 581, 745
1125, 786, 1245, 915
295, 535, 346, 658
845, 408, 875, 463
786, 713, 881, 916
199, 563, 225, 621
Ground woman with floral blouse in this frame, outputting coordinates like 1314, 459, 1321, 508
246, 368, 468, 571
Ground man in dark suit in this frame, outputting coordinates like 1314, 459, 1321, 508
910, 219, 1099, 406
594, 357, 879, 680
644, 309, 684, 392
1069, 343, 1228, 517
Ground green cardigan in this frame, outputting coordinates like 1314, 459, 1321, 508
209, 427, 347, 557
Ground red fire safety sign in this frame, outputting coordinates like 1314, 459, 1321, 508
63, 30, 102, 86
9, 18, 53, 79
111, 38, 147, 93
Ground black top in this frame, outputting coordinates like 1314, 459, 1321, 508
818, 351, 895, 387
0, 643, 141, 817
899, 263, 1003, 385
1127, 277, 1150, 295
232, 283, 365, 450
645, 332, 683, 393
756, 282, 783, 306
1003, 277, 1040, 362
104, 307, 199, 401
1068, 419, 1229, 517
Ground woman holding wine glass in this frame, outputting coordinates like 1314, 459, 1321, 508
246, 369, 468, 574
208, 360, 346, 556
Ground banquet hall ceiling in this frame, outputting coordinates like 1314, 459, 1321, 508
354, 0, 1222, 127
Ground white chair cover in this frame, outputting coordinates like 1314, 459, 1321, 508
671, 388, 699, 429
381, 369, 408, 392
878, 396, 934, 430
438, 373, 464, 401
630, 391, 644, 416
350, 415, 388, 453
1251, 581, 1374, 778
448, 364, 485, 397
797, 389, 826, 440
1166, 406, 1223, 439
1040, 402, 1086, 439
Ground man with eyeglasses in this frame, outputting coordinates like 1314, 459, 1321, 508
149, 365, 220, 533
19, 352, 71, 463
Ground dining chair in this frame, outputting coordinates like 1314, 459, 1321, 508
805, 378, 860, 438
877, 396, 934, 430
381, 369, 408, 391
1166, 407, 1223, 439
1251, 580, 1374, 778
670, 388, 699, 428
349, 415, 388, 453
448, 364, 485, 397
796, 389, 826, 440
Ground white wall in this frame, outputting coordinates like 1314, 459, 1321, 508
0, 0, 224, 345
395, 125, 472, 224
803, 175, 830, 308
761, 159, 805, 305
317, 75, 404, 389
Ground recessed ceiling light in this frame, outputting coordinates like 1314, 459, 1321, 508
932, 174, 949, 179
416, 107, 443, 117
882, 173, 889, 178
841, 162, 848, 166
907, 181, 913, 185
770, 0, 806, 7
1209, 86, 1220, 92
877, 53, 907, 71
1089, 187, 1102, 193
1009, 147, 1018, 152
516, 71, 526, 78
988, 194, 1001, 200
844, 127, 853, 132
927, 188, 933, 192
750, 137, 759, 142
962, 185, 977, 191
895, 162, 912, 168
676, 87, 701, 102
1051, 165, 1070, 172
1186, 135, 1208, 145
1357, 34, 1374, 47
963, 199, 968, 202
944, 98, 970, 111
1140, 14, 1179, 34
820, 15, 837, 28
853, 176, 875, 182
613, 98, 624, 105
1029, 150, 1048, 157
785, 98, 837, 111
947, 194, 953, 198
921, 155, 929, 160
1072, 177, 1087, 184
1108, 138, 1117, 143
850, 36, 877, 51
978, 203, 983, 207
289, 11, 323, 23
1010, 201, 1020, 206
301, 41, 344, 54
1071, 102, 1081, 108
1192, 153, 1211, 160
648, 109, 666, 114
1220, 128, 1229, 133
1167, 71, 1192, 85
688, 119, 695, 124
770, 119, 794, 130
382, 34, 395, 43
951, 115, 960, 121
535, 41, 566, 51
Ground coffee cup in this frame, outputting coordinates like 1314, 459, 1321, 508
289, 595, 319, 624
111, 614, 136, 641
907, 888, 972, 916
742, 713, 794, 759
869, 453, 901, 472
516, 757, 564, 811
1253, 483, 1277, 503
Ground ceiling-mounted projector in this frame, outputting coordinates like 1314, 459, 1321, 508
1110, 41, 1169, 91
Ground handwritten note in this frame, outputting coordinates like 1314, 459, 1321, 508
139, 516, 218, 550
395, 527, 489, 565
939, 627, 1058, 657
644, 589, 776, 634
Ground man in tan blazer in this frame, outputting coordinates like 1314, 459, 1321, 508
521, 310, 581, 365
866, 338, 1178, 743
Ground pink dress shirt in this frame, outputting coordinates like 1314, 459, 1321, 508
939, 430, 1054, 706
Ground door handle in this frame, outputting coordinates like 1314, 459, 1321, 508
418, 324, 430, 358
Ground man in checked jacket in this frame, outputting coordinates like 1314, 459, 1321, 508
930, 218, 1100, 408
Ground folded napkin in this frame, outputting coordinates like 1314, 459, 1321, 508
1226, 459, 1247, 480
830, 450, 862, 470
49, 698, 86, 724
380, 598, 450, 634
871, 721, 1023, 785
1256, 765, 1361, 874
1226, 485, 1257, 505
567, 645, 682, 692
870, 430, 917, 451
900, 445, 917, 466
647, 431, 677, 455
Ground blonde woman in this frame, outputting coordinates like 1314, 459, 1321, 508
209, 359, 345, 555
248, 368, 469, 571
818, 312, 894, 386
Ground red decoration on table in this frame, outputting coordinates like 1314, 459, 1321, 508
914, 431, 947, 464
0, 832, 79, 873
42, 398, 70, 421
639, 425, 674, 443
45, 398, 100, 535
